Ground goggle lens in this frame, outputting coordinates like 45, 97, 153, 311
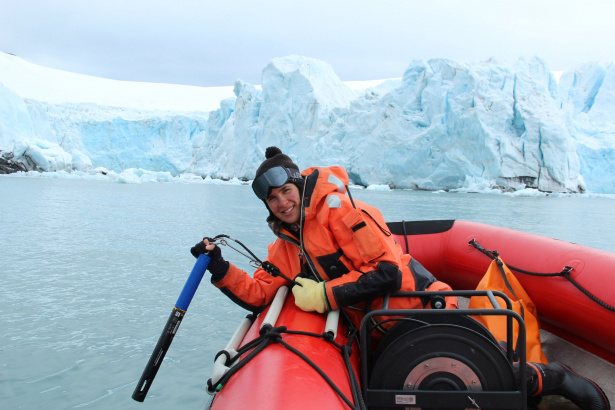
252, 166, 301, 199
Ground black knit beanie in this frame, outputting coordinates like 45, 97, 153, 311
254, 146, 300, 179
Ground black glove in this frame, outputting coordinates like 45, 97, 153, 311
190, 239, 210, 258
190, 238, 229, 280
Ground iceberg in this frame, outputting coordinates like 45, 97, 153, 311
1, 52, 613, 193
558, 62, 615, 193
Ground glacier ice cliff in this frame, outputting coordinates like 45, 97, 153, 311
1, 53, 614, 193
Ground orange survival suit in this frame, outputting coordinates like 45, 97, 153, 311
212, 166, 457, 329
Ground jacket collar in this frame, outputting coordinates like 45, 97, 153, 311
301, 166, 350, 211
270, 166, 350, 242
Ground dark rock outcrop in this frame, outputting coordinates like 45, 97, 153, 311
0, 151, 28, 174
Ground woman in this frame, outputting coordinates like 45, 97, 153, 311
192, 146, 455, 324
192, 147, 609, 410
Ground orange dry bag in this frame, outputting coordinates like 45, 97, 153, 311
469, 257, 548, 364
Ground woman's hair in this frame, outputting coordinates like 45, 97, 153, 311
266, 177, 305, 236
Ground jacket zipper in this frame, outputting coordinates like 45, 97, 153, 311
274, 175, 323, 283
298, 178, 323, 282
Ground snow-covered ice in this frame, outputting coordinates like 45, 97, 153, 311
1, 52, 613, 193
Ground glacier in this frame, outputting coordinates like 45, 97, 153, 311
0, 52, 614, 193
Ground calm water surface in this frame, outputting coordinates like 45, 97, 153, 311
1, 176, 614, 409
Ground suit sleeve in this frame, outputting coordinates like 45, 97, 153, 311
211, 240, 292, 313
212, 262, 288, 313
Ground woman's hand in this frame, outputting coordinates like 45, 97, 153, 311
292, 277, 328, 313
190, 238, 229, 280
190, 237, 218, 258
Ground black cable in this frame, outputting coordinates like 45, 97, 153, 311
277, 338, 358, 409
469, 239, 615, 312
343, 331, 366, 410
213, 234, 263, 263
207, 338, 271, 393
213, 234, 300, 286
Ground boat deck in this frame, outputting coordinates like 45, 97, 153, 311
537, 329, 614, 409
455, 297, 614, 409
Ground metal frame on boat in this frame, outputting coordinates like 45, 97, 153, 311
360, 290, 527, 410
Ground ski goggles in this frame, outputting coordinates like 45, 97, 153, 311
252, 166, 302, 200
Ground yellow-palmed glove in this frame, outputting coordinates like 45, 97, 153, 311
292, 277, 328, 313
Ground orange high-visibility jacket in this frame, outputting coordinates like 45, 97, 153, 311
212, 166, 456, 327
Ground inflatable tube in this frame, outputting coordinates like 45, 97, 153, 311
208, 293, 360, 410
388, 220, 615, 365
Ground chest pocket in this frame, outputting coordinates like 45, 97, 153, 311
342, 208, 387, 263
316, 249, 350, 279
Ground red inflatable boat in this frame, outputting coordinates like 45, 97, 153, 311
388, 219, 615, 365
205, 220, 615, 409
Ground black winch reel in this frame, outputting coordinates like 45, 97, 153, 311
370, 321, 516, 409
361, 291, 527, 410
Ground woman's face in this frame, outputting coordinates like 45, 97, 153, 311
266, 183, 301, 224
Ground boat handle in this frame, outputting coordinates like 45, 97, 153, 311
325, 309, 340, 339
261, 286, 289, 329
210, 316, 253, 389
210, 286, 289, 391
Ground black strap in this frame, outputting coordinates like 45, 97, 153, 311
401, 220, 410, 254
493, 257, 526, 355
345, 185, 357, 209
470, 239, 615, 312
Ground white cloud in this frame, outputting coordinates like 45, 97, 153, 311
1, 0, 613, 86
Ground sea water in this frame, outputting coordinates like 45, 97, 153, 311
1, 175, 614, 410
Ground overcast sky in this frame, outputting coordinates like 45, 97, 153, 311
1, 0, 614, 87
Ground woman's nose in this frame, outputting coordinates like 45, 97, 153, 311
278, 195, 288, 207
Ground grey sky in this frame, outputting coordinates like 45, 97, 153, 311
1, 0, 614, 87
